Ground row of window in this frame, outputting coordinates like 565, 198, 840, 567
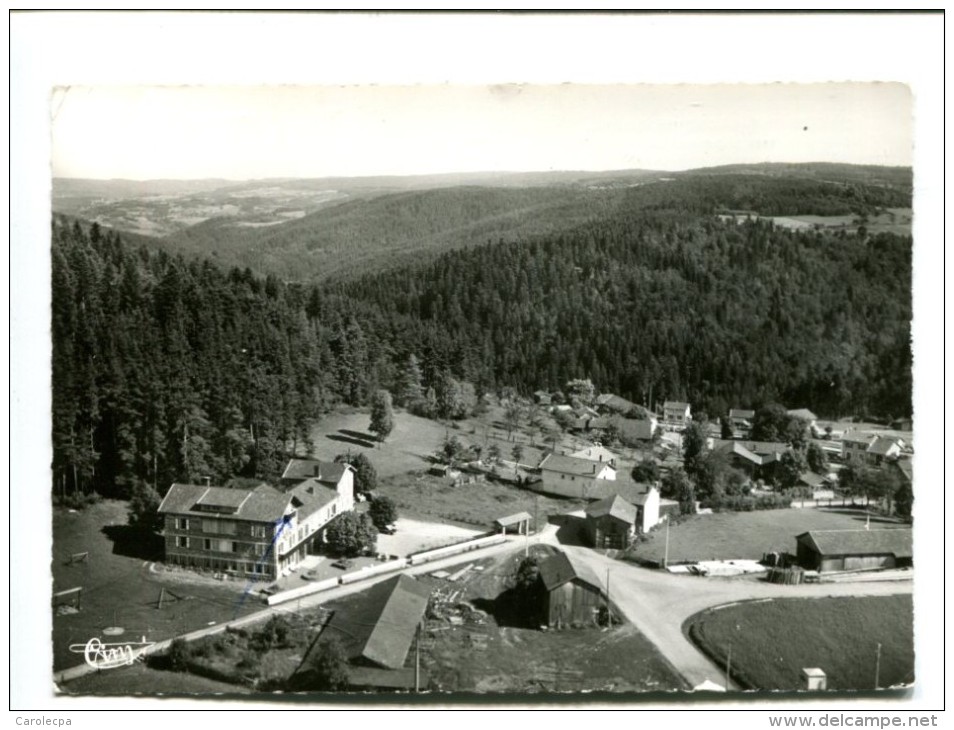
169, 553, 271, 576
173, 517, 270, 538
174, 536, 269, 555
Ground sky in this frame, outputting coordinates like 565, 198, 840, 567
51, 82, 912, 180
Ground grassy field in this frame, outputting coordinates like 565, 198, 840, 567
59, 662, 252, 697
377, 471, 585, 533
52, 500, 263, 673
686, 595, 914, 690
418, 546, 687, 694
624, 508, 907, 564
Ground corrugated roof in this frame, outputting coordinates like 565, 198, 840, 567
321, 574, 430, 670
539, 453, 615, 477
538, 551, 606, 595
796, 529, 912, 559
585, 494, 637, 524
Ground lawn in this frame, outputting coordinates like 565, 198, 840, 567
59, 662, 252, 697
52, 500, 263, 673
686, 595, 914, 690
377, 471, 586, 533
418, 546, 687, 694
624, 508, 907, 565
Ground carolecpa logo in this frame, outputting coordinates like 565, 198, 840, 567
69, 637, 156, 669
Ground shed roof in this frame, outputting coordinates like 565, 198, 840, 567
321, 574, 431, 670
538, 551, 606, 595
729, 408, 756, 419
494, 511, 533, 528
585, 494, 637, 524
796, 529, 912, 559
796, 472, 826, 489
868, 436, 903, 456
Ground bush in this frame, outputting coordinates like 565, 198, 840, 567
167, 638, 194, 672
55, 491, 100, 511
324, 512, 377, 557
702, 493, 793, 512
369, 495, 399, 531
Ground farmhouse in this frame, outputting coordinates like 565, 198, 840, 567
662, 401, 691, 429
795, 529, 913, 573
536, 453, 616, 498
728, 408, 756, 435
712, 439, 790, 477
538, 550, 608, 628
841, 432, 906, 467
585, 494, 637, 549
159, 459, 355, 580
319, 573, 430, 670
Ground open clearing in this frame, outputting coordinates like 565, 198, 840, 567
624, 508, 907, 565
377, 517, 483, 556
686, 595, 914, 690
52, 500, 262, 672
377, 472, 586, 533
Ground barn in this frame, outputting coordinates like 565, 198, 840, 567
538, 550, 608, 628
584, 494, 636, 549
795, 529, 913, 573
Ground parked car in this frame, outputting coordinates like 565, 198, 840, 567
331, 558, 353, 570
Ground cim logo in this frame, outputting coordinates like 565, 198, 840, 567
69, 637, 156, 670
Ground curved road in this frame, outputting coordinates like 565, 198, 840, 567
537, 527, 912, 690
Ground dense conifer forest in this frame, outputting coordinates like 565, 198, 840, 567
51, 174, 912, 501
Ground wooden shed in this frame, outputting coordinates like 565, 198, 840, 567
795, 529, 913, 573
538, 551, 607, 628
494, 511, 532, 535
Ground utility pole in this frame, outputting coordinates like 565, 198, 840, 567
725, 643, 732, 690
874, 642, 881, 690
605, 568, 611, 626
663, 518, 670, 569
414, 624, 420, 692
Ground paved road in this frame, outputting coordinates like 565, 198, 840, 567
536, 527, 912, 690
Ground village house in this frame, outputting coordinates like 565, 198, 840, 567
158, 458, 355, 580
594, 393, 637, 415
728, 408, 755, 436
569, 444, 619, 466
535, 452, 616, 499
538, 551, 608, 628
840, 432, 906, 467
584, 494, 637, 549
787, 408, 819, 433
795, 529, 913, 573
662, 401, 691, 429
711, 439, 790, 479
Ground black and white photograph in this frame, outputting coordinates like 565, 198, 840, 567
10, 10, 944, 721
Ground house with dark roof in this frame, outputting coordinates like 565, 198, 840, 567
585, 494, 637, 549
535, 452, 616, 498
795, 529, 913, 573
595, 393, 637, 415
728, 408, 755, 436
538, 551, 608, 628
158, 459, 355, 580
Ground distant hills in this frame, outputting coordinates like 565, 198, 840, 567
52, 163, 912, 283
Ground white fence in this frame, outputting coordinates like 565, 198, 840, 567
407, 534, 506, 565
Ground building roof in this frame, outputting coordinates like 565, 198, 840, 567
713, 440, 762, 465
868, 436, 903, 456
796, 472, 826, 489
287, 478, 340, 520
494, 511, 533, 528
158, 483, 290, 523
729, 408, 756, 419
281, 458, 350, 485
796, 529, 913, 559
585, 475, 653, 504
569, 445, 619, 463
595, 393, 637, 413
894, 458, 913, 483
842, 431, 876, 445
712, 439, 790, 457
787, 409, 818, 421
538, 551, 606, 595
663, 401, 690, 411
321, 574, 431, 670
539, 453, 616, 478
345, 666, 425, 691
585, 494, 637, 524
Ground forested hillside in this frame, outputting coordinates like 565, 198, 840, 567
52, 173, 912, 501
